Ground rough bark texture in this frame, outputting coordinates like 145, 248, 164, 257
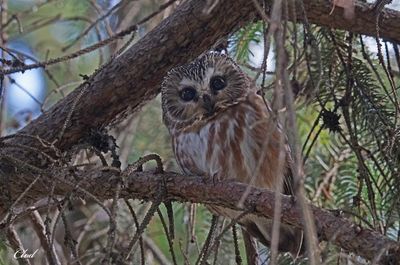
300, 1, 400, 43
2, 0, 399, 205
46, 169, 399, 264
1, 0, 400, 263
8, 0, 400, 152
15, 0, 257, 151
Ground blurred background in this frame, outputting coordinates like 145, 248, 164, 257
1, 0, 400, 264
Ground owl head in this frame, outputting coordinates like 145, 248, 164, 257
161, 53, 251, 129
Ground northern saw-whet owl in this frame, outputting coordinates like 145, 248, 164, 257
161, 53, 304, 256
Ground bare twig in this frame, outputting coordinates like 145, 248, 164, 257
125, 201, 161, 260
232, 225, 243, 265
6, 226, 32, 265
143, 235, 173, 265
196, 215, 219, 265
29, 210, 61, 265
157, 208, 178, 265
242, 229, 259, 265
62, 1, 125, 52
124, 199, 145, 265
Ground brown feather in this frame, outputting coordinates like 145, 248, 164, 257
162, 53, 304, 256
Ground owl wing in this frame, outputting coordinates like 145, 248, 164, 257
242, 91, 304, 255
242, 91, 295, 195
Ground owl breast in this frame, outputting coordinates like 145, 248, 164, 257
171, 92, 288, 190
168, 91, 303, 256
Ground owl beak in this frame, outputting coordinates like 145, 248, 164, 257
202, 94, 215, 115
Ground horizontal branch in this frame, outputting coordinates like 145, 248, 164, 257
44, 169, 399, 264
1, 0, 399, 211
0, 0, 399, 262
300, 1, 400, 43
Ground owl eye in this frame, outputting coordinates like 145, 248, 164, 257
179, 87, 197, 102
210, 76, 226, 92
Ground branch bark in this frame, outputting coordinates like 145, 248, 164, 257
299, 1, 400, 43
1, 0, 400, 263
1, 0, 399, 208
7, 0, 400, 152
45, 169, 400, 264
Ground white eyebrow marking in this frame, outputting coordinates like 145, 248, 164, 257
179, 78, 198, 87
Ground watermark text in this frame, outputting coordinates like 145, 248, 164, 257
13, 248, 38, 259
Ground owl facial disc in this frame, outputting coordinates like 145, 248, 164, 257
161, 53, 251, 129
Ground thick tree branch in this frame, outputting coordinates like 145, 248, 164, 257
12, 0, 256, 151
37, 169, 400, 264
8, 0, 400, 151
1, 0, 400, 262
1, 0, 399, 206
299, 1, 400, 43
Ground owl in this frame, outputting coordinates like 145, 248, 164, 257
161, 53, 304, 256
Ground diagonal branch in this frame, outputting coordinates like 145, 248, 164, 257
0, 0, 400, 262
7, 0, 400, 152
1, 0, 399, 212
